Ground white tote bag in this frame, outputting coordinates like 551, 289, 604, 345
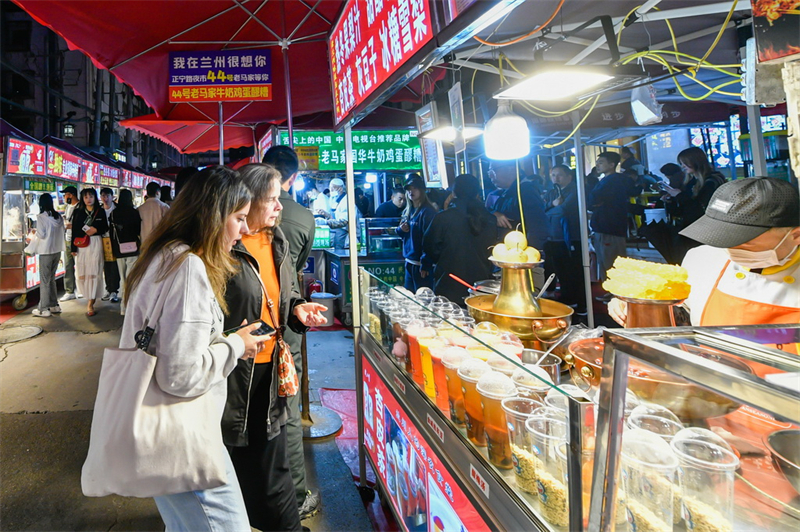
81, 289, 227, 498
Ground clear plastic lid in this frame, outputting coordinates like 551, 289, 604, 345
544, 384, 589, 411
486, 353, 520, 376
512, 364, 555, 391
621, 428, 679, 470
476, 371, 517, 400
441, 347, 469, 369
415, 287, 435, 302
627, 404, 683, 441
457, 358, 492, 383
405, 319, 426, 336
670, 427, 739, 471
474, 321, 500, 335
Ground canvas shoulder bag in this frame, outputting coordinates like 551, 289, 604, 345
81, 273, 228, 497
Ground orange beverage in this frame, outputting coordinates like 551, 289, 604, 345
429, 346, 451, 414
457, 359, 492, 446
495, 340, 524, 360
418, 336, 445, 400
441, 348, 468, 425
406, 321, 433, 388
487, 353, 519, 376
467, 345, 495, 361
477, 372, 517, 469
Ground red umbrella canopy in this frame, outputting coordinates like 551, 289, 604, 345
14, 0, 345, 123
119, 114, 258, 154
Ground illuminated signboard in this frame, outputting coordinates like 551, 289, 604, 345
46, 146, 83, 182
330, 0, 434, 125
5, 138, 46, 176
280, 129, 422, 171
131, 173, 145, 189
121, 170, 132, 188
257, 127, 275, 162
98, 164, 120, 187
82, 160, 99, 185
169, 50, 272, 102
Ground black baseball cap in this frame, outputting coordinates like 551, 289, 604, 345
404, 174, 426, 190
680, 177, 800, 248
62, 185, 78, 195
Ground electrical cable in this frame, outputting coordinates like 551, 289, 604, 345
542, 95, 600, 149
617, 4, 644, 46
693, 0, 738, 72
474, 0, 566, 47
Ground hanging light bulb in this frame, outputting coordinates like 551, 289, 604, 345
484, 101, 530, 160
294, 176, 306, 191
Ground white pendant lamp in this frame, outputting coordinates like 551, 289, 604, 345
484, 101, 530, 160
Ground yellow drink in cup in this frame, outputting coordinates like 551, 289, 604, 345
417, 336, 446, 401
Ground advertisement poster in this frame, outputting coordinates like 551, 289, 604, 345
257, 127, 276, 161
46, 146, 83, 182
98, 164, 120, 187
362, 355, 490, 532
415, 102, 447, 188
330, 0, 434, 125
751, 0, 800, 63
5, 138, 46, 176
169, 50, 272, 102
279, 129, 422, 171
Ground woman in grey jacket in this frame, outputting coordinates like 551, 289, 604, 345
122, 166, 266, 532
31, 193, 65, 317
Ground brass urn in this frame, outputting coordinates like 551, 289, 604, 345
490, 258, 543, 318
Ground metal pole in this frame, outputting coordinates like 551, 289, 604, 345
346, 124, 367, 487
573, 111, 594, 327
282, 0, 294, 149
218, 101, 224, 165
92, 68, 104, 147
746, 104, 768, 177
126, 87, 134, 163
726, 122, 737, 179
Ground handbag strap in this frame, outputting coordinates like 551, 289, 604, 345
243, 257, 283, 342
134, 261, 173, 355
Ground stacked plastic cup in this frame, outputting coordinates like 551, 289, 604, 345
468, 321, 502, 360
441, 347, 469, 425
512, 364, 556, 401
406, 319, 435, 389
476, 371, 518, 469
486, 352, 520, 377
457, 358, 492, 446
526, 412, 569, 527
627, 404, 684, 443
502, 396, 543, 493
621, 428, 679, 532
418, 328, 448, 401
670, 427, 739, 532
495, 332, 525, 360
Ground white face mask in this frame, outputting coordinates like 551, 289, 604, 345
726, 230, 797, 269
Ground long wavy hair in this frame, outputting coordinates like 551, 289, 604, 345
124, 166, 251, 313
678, 147, 721, 196
237, 163, 283, 240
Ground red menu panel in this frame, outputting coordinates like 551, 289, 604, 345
362, 354, 490, 532
47, 146, 83, 181
82, 160, 99, 184
98, 164, 120, 187
330, 0, 434, 125
5, 138, 46, 176
121, 170, 132, 188
131, 173, 145, 189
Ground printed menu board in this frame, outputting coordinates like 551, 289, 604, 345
362, 353, 491, 532
169, 50, 272, 102
47, 146, 83, 181
5, 138, 46, 176
330, 0, 434, 126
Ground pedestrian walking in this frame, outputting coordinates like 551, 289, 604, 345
109, 189, 141, 315
29, 193, 65, 317
71, 188, 108, 317
59, 185, 79, 301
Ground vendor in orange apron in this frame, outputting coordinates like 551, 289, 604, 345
678, 177, 800, 355
610, 178, 800, 354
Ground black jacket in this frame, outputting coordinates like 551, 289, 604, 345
421, 201, 495, 305
544, 180, 582, 244
70, 206, 108, 253
109, 205, 141, 258
222, 227, 308, 446
588, 172, 638, 237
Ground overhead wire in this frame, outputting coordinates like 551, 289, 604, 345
473, 0, 566, 47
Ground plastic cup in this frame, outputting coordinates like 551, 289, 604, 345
441, 347, 469, 425
429, 345, 453, 415
521, 349, 562, 384
671, 428, 739, 532
627, 404, 683, 443
418, 336, 447, 401
554, 442, 596, 529
544, 384, 589, 413
406, 320, 435, 388
621, 428, 679, 532
467, 344, 495, 361
526, 414, 569, 527
477, 372, 517, 469
390, 314, 413, 367
502, 396, 543, 493
457, 359, 492, 446
486, 353, 520, 377
512, 364, 555, 401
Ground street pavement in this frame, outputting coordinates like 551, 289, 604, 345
0, 296, 371, 531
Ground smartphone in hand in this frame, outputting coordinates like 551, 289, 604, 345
223, 320, 276, 337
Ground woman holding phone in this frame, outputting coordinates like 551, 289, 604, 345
71, 188, 108, 316
222, 164, 327, 531
121, 166, 264, 531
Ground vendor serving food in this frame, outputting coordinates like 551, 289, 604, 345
610, 177, 799, 345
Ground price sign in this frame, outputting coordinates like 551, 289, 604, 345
46, 146, 83, 182
169, 50, 272, 102
330, 0, 434, 125
5, 138, 46, 176
98, 164, 120, 187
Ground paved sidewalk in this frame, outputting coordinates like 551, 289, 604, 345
0, 296, 370, 531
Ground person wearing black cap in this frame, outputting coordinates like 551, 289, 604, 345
60, 185, 80, 301
610, 177, 800, 351
397, 174, 437, 292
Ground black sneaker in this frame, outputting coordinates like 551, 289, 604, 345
101, 292, 111, 301
299, 490, 321, 521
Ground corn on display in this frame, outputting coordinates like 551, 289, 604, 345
603, 257, 691, 300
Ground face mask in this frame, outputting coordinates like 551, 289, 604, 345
726, 230, 797, 269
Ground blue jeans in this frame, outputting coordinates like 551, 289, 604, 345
153, 451, 250, 532
404, 262, 432, 293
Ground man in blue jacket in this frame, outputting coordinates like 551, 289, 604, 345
486, 159, 548, 251
588, 151, 638, 282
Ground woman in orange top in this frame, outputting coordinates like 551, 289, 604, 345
222, 164, 327, 531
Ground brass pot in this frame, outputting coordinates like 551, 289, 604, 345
566, 338, 754, 422
465, 294, 573, 350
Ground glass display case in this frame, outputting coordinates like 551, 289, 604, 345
356, 269, 800, 532
360, 217, 403, 257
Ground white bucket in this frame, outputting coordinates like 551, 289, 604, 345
644, 208, 667, 224
310, 292, 338, 327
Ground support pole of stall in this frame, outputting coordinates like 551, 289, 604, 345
726, 122, 737, 179
746, 105, 768, 177
346, 124, 367, 487
282, 2, 294, 148
218, 101, 224, 165
573, 111, 594, 328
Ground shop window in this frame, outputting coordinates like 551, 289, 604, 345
2, 21, 32, 52
1, 70, 34, 100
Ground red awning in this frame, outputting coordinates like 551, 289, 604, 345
120, 114, 257, 154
